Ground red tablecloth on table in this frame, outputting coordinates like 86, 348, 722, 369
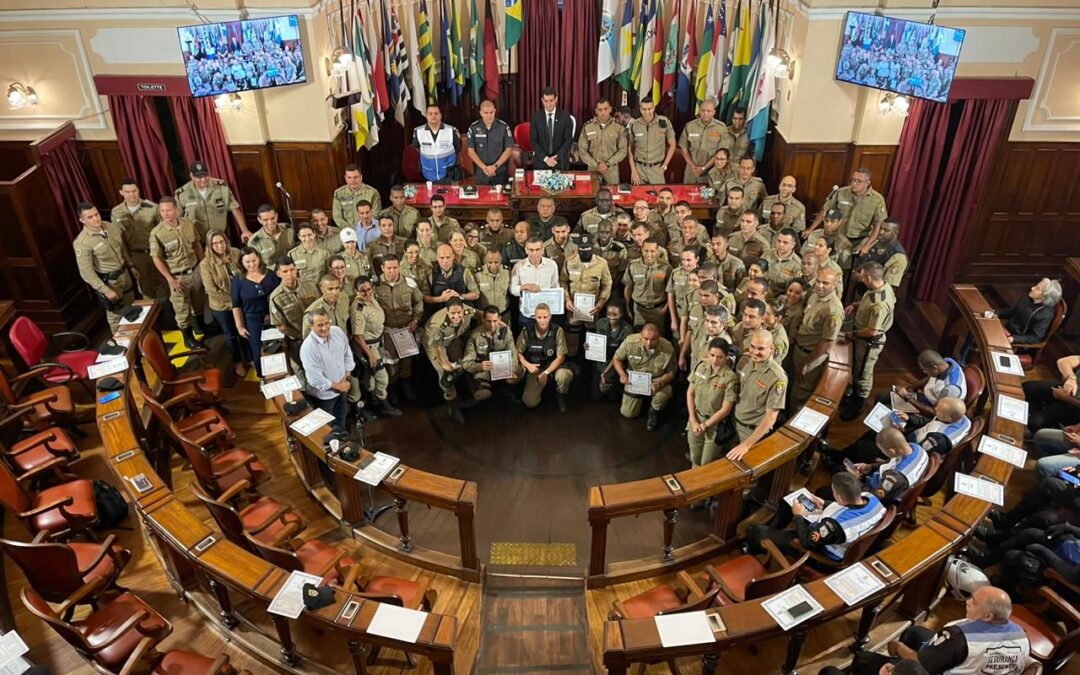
609, 184, 714, 208
405, 184, 510, 207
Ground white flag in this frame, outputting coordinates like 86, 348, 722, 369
598, 0, 618, 82
403, 0, 428, 113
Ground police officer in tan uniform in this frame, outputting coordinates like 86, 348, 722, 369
249, 204, 296, 270
110, 179, 161, 299
805, 168, 888, 257
722, 107, 751, 161
424, 297, 479, 422
302, 274, 352, 337
175, 161, 250, 242
462, 305, 520, 406
475, 249, 511, 321
726, 329, 788, 462
856, 219, 908, 288
310, 209, 343, 254
288, 222, 331, 284
401, 242, 434, 297
721, 156, 767, 213
561, 233, 613, 354
338, 228, 373, 280
74, 202, 135, 334
716, 186, 748, 234
708, 233, 747, 292
379, 185, 420, 239
762, 229, 802, 296
840, 261, 896, 420
791, 268, 844, 408
679, 98, 728, 184
624, 239, 672, 329
594, 220, 628, 288
269, 255, 318, 370
577, 98, 627, 185
761, 176, 807, 232
150, 197, 204, 348
375, 255, 424, 401
577, 189, 626, 237
627, 99, 676, 185
802, 209, 854, 271
666, 247, 701, 342
351, 276, 403, 418
332, 164, 381, 230
479, 209, 514, 252
367, 215, 407, 263
727, 212, 773, 266
516, 303, 573, 412
687, 336, 739, 469
707, 148, 737, 191
604, 323, 676, 430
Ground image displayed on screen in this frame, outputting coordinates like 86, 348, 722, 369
178, 15, 306, 98
835, 12, 965, 103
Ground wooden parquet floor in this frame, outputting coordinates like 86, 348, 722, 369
3, 296, 1047, 674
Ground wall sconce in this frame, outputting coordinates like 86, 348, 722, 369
325, 47, 354, 76
767, 48, 793, 80
878, 92, 911, 117
214, 93, 242, 113
7, 82, 39, 110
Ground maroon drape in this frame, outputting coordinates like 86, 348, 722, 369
167, 96, 242, 210
39, 138, 93, 240
558, 0, 600, 129
516, 0, 561, 123
886, 97, 1012, 302
108, 95, 175, 200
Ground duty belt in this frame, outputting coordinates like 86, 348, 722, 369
365, 337, 381, 345
635, 299, 666, 309
174, 268, 195, 276
130, 248, 149, 253
795, 343, 813, 353
96, 269, 127, 282
637, 160, 663, 167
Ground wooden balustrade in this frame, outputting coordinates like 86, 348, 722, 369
599, 284, 1023, 673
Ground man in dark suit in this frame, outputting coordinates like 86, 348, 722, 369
529, 87, 574, 170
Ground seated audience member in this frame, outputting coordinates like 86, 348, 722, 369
822, 661, 928, 675
984, 465, 1080, 540
746, 472, 886, 561
882, 349, 966, 416
998, 277, 1063, 347
1022, 354, 1080, 432
969, 513, 1080, 595
842, 427, 930, 505
828, 397, 970, 465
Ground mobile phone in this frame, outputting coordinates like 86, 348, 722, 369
787, 601, 813, 619
843, 459, 858, 472
998, 355, 1012, 369
98, 391, 122, 404
889, 411, 904, 427
797, 495, 817, 513
1060, 470, 1080, 487
131, 473, 153, 493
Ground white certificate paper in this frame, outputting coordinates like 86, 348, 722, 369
627, 370, 652, 396
261, 327, 285, 341
267, 570, 325, 619
367, 603, 428, 644
889, 391, 919, 413
762, 585, 824, 630
654, 611, 716, 647
954, 472, 1005, 506
825, 562, 886, 606
260, 375, 302, 400
389, 327, 419, 358
996, 394, 1029, 425
87, 358, 128, 380
489, 350, 513, 381
584, 332, 607, 363
260, 353, 288, 377
782, 487, 815, 509
573, 292, 596, 322
990, 351, 1024, 377
789, 407, 829, 437
977, 435, 1027, 468
522, 288, 565, 316
863, 402, 894, 432
289, 407, 336, 435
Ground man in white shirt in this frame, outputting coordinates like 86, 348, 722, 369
510, 236, 560, 327
300, 308, 355, 433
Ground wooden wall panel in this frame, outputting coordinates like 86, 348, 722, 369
849, 145, 896, 197
962, 142, 1080, 282
77, 140, 127, 211
0, 142, 33, 182
230, 144, 276, 220
270, 140, 343, 221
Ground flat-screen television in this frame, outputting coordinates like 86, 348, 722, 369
835, 12, 965, 103
178, 15, 306, 98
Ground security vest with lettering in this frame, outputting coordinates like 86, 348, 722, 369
432, 264, 467, 298
416, 125, 458, 181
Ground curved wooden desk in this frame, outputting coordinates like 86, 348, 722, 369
98, 304, 458, 674
600, 284, 1022, 674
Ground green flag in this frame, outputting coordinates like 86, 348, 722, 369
469, 0, 484, 100
505, 0, 522, 49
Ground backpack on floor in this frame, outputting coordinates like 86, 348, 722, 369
93, 479, 130, 529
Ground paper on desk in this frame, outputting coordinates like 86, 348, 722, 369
261, 327, 285, 342
789, 407, 829, 437
977, 435, 1027, 468
389, 327, 419, 358
0, 630, 28, 668
954, 472, 1005, 506
267, 570, 325, 619
762, 585, 824, 631
825, 562, 886, 606
87, 358, 128, 380
489, 350, 513, 381
996, 395, 1029, 425
573, 292, 595, 322
367, 603, 428, 644
118, 305, 151, 325
990, 351, 1025, 377
260, 353, 288, 377
889, 391, 919, 413
654, 611, 716, 647
261, 375, 301, 400
289, 407, 336, 436
95, 348, 126, 363
584, 332, 607, 363
0, 657, 30, 675
354, 452, 401, 486
627, 370, 652, 396
863, 402, 894, 433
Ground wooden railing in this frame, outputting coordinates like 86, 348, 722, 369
599, 284, 1023, 674
587, 342, 851, 587
99, 303, 458, 674
272, 391, 480, 582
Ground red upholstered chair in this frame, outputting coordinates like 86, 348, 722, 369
138, 331, 222, 408
137, 380, 233, 468
921, 417, 985, 502
401, 144, 423, 183
0, 366, 85, 434
8, 316, 98, 392
704, 540, 809, 606
193, 482, 305, 554
1, 535, 130, 618
148, 651, 244, 674
22, 586, 171, 674
0, 456, 97, 541
243, 530, 361, 588
513, 122, 532, 152
1011, 586, 1080, 671
1015, 300, 1067, 370
1, 426, 80, 478
608, 570, 722, 620
173, 424, 267, 498
798, 506, 896, 579
963, 364, 987, 416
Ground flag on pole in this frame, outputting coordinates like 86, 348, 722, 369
708, 0, 728, 100
695, 1, 715, 110
417, 0, 437, 103
483, 10, 499, 99
449, 0, 466, 104
661, 0, 680, 101
720, 0, 751, 119
650, 0, 665, 104
440, 0, 454, 101
384, 1, 411, 126
675, 0, 695, 114
747, 0, 775, 161
630, 0, 649, 93
504, 0, 522, 50
469, 0, 484, 101
349, 10, 377, 149
614, 0, 635, 90
405, 0, 429, 112
739, 0, 767, 108
597, 0, 617, 83
363, 3, 389, 115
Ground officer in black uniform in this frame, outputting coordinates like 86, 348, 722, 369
467, 100, 515, 186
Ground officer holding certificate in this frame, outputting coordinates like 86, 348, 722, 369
603, 323, 676, 431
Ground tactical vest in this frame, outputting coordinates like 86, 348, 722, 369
431, 264, 467, 298
523, 326, 558, 368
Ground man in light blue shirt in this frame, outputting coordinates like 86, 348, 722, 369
353, 200, 381, 252
300, 308, 355, 433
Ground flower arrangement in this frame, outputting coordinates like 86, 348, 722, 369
536, 171, 576, 193
403, 184, 419, 199
699, 186, 717, 202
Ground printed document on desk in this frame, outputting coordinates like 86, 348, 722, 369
655, 611, 716, 647
825, 563, 886, 605
763, 586, 824, 630
367, 603, 427, 643
977, 435, 1027, 468
268, 570, 324, 619
289, 407, 336, 436
954, 472, 1005, 506
996, 395, 1029, 425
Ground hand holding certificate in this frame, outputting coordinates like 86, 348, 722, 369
627, 371, 652, 396
388, 327, 419, 358
584, 332, 607, 363
522, 288, 565, 316
572, 292, 595, 322
489, 350, 513, 381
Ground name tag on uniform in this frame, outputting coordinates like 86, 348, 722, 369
754, 379, 768, 388
295, 259, 307, 268
688, 132, 700, 138
586, 130, 597, 137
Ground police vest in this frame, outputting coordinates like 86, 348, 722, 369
416, 125, 457, 181
820, 493, 886, 560
941, 619, 1031, 675
862, 238, 906, 266
431, 264, 467, 298
523, 326, 558, 368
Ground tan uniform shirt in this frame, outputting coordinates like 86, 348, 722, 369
269, 279, 319, 340
667, 234, 709, 260
479, 227, 514, 253
432, 216, 463, 244
379, 205, 419, 239
302, 296, 351, 337
709, 252, 747, 292
149, 219, 199, 273
74, 223, 131, 295
824, 186, 888, 241
666, 267, 694, 321
463, 327, 517, 373
707, 165, 737, 191
625, 260, 672, 307
543, 238, 578, 272
795, 293, 844, 351
679, 118, 729, 182
733, 356, 788, 430
175, 180, 239, 238
801, 229, 854, 270
401, 259, 433, 297
249, 225, 296, 270
728, 230, 773, 262
577, 118, 628, 175
368, 237, 407, 263
340, 248, 372, 280
332, 184, 382, 229
561, 255, 612, 323
374, 277, 424, 328
721, 176, 767, 212
628, 115, 675, 164
424, 306, 477, 354
615, 333, 676, 378
716, 206, 746, 234
854, 285, 896, 338
722, 128, 750, 162
577, 207, 625, 236
761, 195, 807, 232
315, 227, 343, 255
475, 267, 511, 315
200, 253, 240, 311
288, 244, 331, 285
595, 240, 628, 285
769, 324, 790, 363
110, 200, 159, 252
690, 362, 740, 419
352, 297, 386, 343
762, 251, 803, 296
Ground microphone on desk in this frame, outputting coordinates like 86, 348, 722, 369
826, 184, 840, 201
275, 181, 292, 201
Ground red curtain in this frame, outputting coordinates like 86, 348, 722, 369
886, 97, 1012, 302
108, 95, 175, 200
39, 138, 93, 240
559, 0, 600, 130
167, 96, 242, 210
516, 0, 561, 124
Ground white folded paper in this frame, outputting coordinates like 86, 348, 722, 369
863, 402, 894, 432
584, 332, 607, 363
789, 407, 829, 437
996, 395, 1029, 425
655, 611, 716, 647
976, 435, 1027, 468
954, 472, 1005, 506
367, 603, 428, 643
389, 327, 419, 358
354, 452, 401, 486
573, 292, 595, 322
267, 570, 325, 619
289, 407, 336, 436
261, 327, 285, 341
522, 288, 565, 316
260, 375, 302, 400
87, 358, 128, 380
825, 562, 886, 606
762, 585, 824, 630
260, 353, 288, 377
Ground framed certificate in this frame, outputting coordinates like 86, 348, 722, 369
388, 327, 419, 358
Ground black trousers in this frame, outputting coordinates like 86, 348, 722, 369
312, 393, 347, 434
849, 627, 934, 675
1023, 379, 1080, 431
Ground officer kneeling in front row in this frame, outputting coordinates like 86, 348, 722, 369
516, 303, 574, 412
601, 323, 676, 431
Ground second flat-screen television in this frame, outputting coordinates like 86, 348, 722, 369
178, 15, 306, 98
835, 12, 965, 103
